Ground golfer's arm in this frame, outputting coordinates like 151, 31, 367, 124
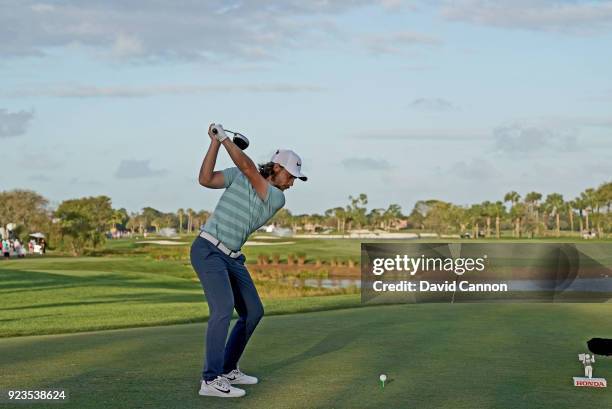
198, 140, 225, 188
221, 139, 269, 200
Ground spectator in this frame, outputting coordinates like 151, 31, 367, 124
2, 239, 9, 259
14, 239, 25, 258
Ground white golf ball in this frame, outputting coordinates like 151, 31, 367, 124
379, 374, 387, 382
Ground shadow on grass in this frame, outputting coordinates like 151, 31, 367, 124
0, 294, 202, 311
0, 320, 203, 369
0, 269, 199, 293
259, 321, 391, 375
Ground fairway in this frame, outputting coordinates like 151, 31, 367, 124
0, 252, 359, 337
1, 303, 610, 409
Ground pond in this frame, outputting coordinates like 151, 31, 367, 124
279, 277, 361, 289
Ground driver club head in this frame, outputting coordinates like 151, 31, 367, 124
233, 133, 249, 150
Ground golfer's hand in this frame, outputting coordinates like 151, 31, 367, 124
207, 123, 218, 143
210, 123, 228, 142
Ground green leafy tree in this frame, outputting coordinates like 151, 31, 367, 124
110, 208, 129, 231
346, 194, 368, 230
383, 204, 403, 230
55, 196, 113, 255
270, 208, 293, 228
324, 207, 346, 232
420, 200, 455, 235
0, 189, 50, 238
367, 208, 385, 230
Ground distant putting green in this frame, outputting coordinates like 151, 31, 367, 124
1, 303, 610, 409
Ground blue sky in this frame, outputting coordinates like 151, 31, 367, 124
1, 0, 611, 215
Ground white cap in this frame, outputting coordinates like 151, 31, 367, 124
271, 149, 308, 181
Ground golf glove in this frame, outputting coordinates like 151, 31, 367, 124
212, 124, 228, 142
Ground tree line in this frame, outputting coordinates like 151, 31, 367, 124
0, 181, 610, 255
407, 183, 612, 239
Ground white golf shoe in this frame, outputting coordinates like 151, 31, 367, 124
222, 368, 259, 385
199, 376, 246, 398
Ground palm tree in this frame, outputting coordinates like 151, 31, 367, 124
468, 204, 483, 239
151, 218, 161, 233
324, 207, 344, 232
384, 204, 403, 231
347, 194, 368, 230
596, 182, 612, 238
504, 191, 521, 237
544, 193, 564, 238
186, 208, 194, 233
449, 205, 469, 235
327, 207, 347, 233
177, 208, 184, 234
490, 201, 506, 239
571, 198, 585, 234
367, 208, 385, 230
524, 191, 542, 237
271, 208, 293, 228
580, 189, 597, 233
199, 210, 210, 227
126, 212, 139, 234
598, 182, 612, 213
567, 201, 575, 233
480, 201, 496, 237
163, 213, 175, 229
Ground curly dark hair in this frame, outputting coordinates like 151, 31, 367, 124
258, 161, 277, 178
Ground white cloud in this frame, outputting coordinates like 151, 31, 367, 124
409, 98, 457, 112
352, 128, 487, 141
362, 31, 442, 55
115, 160, 168, 179
449, 158, 501, 180
28, 174, 52, 182
441, 0, 612, 34
5, 83, 325, 98
0, 109, 34, 138
0, 1, 396, 61
342, 157, 393, 170
111, 34, 144, 58
492, 121, 579, 154
30, 3, 55, 13
18, 151, 64, 170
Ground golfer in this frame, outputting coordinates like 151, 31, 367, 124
191, 123, 307, 398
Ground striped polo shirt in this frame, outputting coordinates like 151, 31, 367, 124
202, 167, 286, 251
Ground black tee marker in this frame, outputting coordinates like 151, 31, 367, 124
587, 338, 612, 356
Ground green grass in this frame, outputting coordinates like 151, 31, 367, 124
2, 237, 611, 408
0, 303, 610, 409
3, 237, 611, 337
0, 264, 360, 337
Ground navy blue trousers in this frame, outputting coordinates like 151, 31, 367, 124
190, 236, 264, 381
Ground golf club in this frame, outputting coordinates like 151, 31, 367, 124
212, 126, 250, 150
